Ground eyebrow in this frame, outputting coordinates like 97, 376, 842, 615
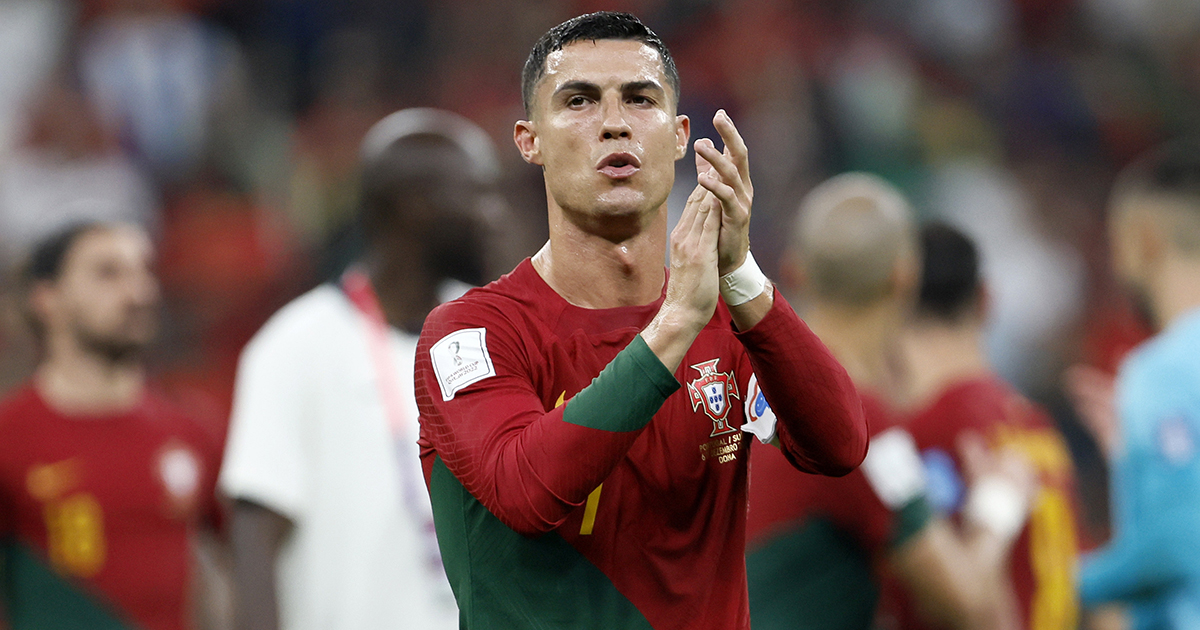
552, 79, 666, 99
621, 80, 664, 96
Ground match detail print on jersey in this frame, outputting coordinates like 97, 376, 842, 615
430, 327, 496, 401
741, 373, 778, 444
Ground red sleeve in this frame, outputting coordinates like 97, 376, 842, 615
733, 288, 868, 476
415, 302, 674, 537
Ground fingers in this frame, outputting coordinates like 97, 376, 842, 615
674, 183, 708, 239
700, 187, 722, 242
957, 431, 991, 482
697, 167, 738, 210
713, 109, 750, 184
694, 141, 715, 178
694, 138, 742, 197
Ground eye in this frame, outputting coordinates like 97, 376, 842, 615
567, 95, 591, 108
628, 94, 654, 106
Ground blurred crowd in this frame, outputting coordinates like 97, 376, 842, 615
3, 0, 1200, 623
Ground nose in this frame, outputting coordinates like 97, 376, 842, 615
131, 268, 161, 307
599, 96, 632, 141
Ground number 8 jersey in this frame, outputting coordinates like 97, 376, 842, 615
0, 384, 221, 630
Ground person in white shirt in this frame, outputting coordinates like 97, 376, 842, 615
219, 108, 501, 630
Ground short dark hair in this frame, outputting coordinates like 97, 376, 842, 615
19, 221, 109, 340
521, 11, 680, 116
1115, 140, 1200, 201
22, 221, 108, 286
916, 222, 981, 322
1113, 141, 1200, 251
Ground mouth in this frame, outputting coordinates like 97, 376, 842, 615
596, 153, 641, 180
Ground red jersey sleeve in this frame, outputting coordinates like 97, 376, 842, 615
415, 301, 679, 537
732, 289, 868, 475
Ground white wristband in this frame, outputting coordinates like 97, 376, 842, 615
964, 476, 1029, 543
720, 251, 768, 306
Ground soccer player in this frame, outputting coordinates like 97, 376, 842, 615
1077, 144, 1200, 629
896, 222, 1081, 630
0, 222, 223, 630
413, 12, 867, 630
747, 174, 1031, 630
219, 108, 499, 630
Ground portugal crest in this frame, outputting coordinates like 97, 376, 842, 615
687, 359, 740, 437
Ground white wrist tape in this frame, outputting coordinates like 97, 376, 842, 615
720, 251, 768, 306
964, 476, 1029, 543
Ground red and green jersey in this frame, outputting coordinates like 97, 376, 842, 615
745, 394, 932, 630
0, 384, 221, 630
893, 377, 1081, 630
414, 259, 867, 630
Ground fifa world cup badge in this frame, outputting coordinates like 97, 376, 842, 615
687, 359, 740, 437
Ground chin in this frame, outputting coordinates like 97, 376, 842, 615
593, 187, 659, 216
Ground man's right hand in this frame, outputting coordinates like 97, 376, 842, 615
642, 180, 722, 373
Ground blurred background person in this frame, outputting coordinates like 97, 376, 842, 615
747, 174, 1032, 630
1070, 144, 1200, 630
0, 222, 226, 630
894, 222, 1082, 630
218, 108, 501, 630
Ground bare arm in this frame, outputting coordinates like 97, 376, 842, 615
890, 519, 1020, 630
889, 437, 1035, 630
230, 500, 292, 630
191, 527, 234, 630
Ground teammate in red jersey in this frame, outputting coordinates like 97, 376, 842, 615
747, 175, 1034, 630
413, 11, 867, 630
0, 223, 223, 630
894, 223, 1081, 630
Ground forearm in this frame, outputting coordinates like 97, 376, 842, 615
734, 289, 867, 475
1080, 539, 1174, 605
433, 336, 680, 536
230, 501, 290, 630
192, 530, 234, 630
893, 521, 1019, 630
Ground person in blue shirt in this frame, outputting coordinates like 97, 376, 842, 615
1080, 143, 1200, 629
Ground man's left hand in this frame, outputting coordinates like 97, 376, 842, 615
694, 110, 753, 276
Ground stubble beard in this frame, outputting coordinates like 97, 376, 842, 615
72, 312, 156, 366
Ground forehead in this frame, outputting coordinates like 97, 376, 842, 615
62, 227, 152, 272
539, 39, 669, 96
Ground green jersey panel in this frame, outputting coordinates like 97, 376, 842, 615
1, 538, 134, 630
430, 456, 653, 630
746, 518, 878, 630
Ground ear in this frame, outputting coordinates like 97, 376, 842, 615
674, 115, 690, 161
1138, 212, 1168, 266
27, 281, 57, 329
891, 251, 920, 300
974, 281, 991, 322
514, 120, 542, 166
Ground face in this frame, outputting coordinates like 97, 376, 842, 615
378, 141, 496, 285
1109, 198, 1163, 326
515, 39, 689, 224
38, 226, 161, 361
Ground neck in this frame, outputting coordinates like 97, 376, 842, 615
533, 196, 668, 308
1153, 255, 1200, 329
899, 319, 990, 410
366, 244, 440, 334
35, 341, 145, 415
803, 299, 904, 399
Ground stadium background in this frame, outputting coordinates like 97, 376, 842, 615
0, 0, 1194, 544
